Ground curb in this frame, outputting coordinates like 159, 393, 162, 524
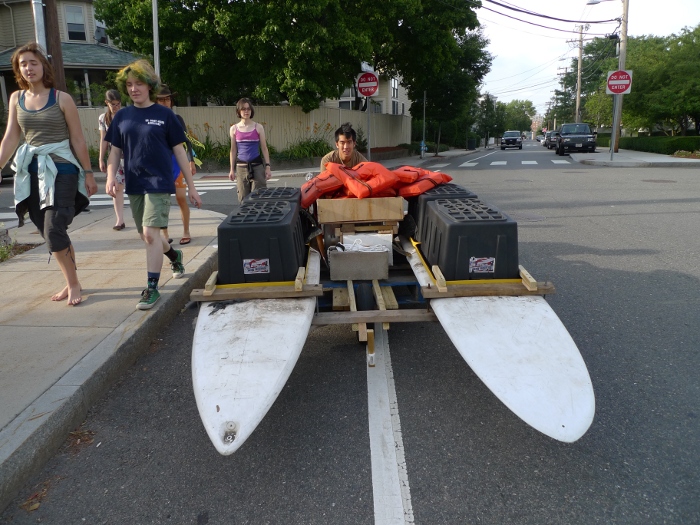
0, 245, 218, 513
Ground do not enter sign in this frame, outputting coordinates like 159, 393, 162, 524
606, 70, 633, 95
358, 72, 379, 97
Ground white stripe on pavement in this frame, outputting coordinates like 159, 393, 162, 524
368, 325, 414, 525
551, 160, 570, 164
430, 163, 450, 168
459, 162, 478, 167
490, 161, 507, 166
522, 160, 538, 165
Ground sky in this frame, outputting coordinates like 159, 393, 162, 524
476, 0, 700, 115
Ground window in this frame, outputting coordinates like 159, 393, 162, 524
65, 6, 86, 41
339, 101, 352, 110
392, 100, 400, 115
391, 78, 399, 99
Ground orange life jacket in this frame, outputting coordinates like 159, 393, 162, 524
391, 166, 422, 183
327, 162, 399, 199
300, 171, 344, 208
397, 170, 453, 197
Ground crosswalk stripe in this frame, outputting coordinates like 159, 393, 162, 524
459, 162, 478, 167
430, 163, 450, 168
551, 160, 570, 164
521, 161, 538, 165
490, 161, 507, 166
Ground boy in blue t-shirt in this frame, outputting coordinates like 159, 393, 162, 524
105, 60, 202, 310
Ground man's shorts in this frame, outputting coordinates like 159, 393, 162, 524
129, 193, 171, 234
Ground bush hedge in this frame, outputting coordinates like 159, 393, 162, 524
618, 136, 700, 155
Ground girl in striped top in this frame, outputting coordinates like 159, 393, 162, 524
0, 43, 97, 306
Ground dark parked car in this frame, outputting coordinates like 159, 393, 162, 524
556, 123, 597, 155
545, 131, 559, 149
501, 130, 522, 150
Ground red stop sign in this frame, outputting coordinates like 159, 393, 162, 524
357, 72, 379, 97
607, 70, 632, 95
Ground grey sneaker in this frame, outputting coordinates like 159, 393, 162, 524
137, 288, 160, 310
170, 249, 185, 279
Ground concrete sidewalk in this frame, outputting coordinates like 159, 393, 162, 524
0, 206, 223, 511
570, 148, 700, 167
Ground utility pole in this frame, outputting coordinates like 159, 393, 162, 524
152, 0, 160, 76
43, 0, 67, 92
612, 0, 629, 153
575, 25, 585, 123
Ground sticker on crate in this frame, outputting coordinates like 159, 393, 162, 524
469, 257, 495, 274
243, 258, 270, 275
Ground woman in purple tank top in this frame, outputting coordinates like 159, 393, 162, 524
228, 98, 272, 202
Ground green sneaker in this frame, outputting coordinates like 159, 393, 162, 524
170, 249, 185, 279
137, 287, 160, 310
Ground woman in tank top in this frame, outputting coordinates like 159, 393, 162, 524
228, 98, 272, 202
0, 42, 97, 306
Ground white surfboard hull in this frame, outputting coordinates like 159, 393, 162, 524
192, 250, 321, 455
400, 237, 594, 442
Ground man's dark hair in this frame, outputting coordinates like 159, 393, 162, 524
335, 122, 357, 143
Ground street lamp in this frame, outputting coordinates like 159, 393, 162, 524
587, 0, 629, 158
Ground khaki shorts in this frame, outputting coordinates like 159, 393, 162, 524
129, 193, 171, 234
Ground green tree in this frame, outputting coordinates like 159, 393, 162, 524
95, 0, 488, 112
408, 30, 491, 153
504, 99, 536, 132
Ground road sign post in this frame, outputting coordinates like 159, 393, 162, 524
606, 70, 633, 161
358, 72, 378, 161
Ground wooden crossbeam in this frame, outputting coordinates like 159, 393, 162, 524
519, 265, 538, 292
420, 281, 555, 299
190, 284, 324, 302
312, 309, 438, 325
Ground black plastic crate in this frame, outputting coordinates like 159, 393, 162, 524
218, 200, 305, 284
246, 186, 301, 203
421, 197, 519, 280
406, 184, 478, 242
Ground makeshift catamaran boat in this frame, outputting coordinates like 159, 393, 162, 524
190, 164, 595, 455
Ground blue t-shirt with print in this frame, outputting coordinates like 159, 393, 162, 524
105, 103, 186, 194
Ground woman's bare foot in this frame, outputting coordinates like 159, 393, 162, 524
51, 284, 83, 305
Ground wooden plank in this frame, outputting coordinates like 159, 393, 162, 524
294, 267, 305, 292
371, 280, 390, 330
203, 271, 218, 297
420, 281, 556, 299
380, 287, 399, 310
317, 197, 404, 223
347, 280, 366, 339
432, 265, 448, 293
190, 284, 324, 302
312, 309, 438, 325
333, 288, 350, 311
519, 265, 538, 292
366, 328, 375, 367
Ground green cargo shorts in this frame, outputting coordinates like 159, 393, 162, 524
129, 193, 171, 234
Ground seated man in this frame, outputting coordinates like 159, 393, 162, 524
320, 122, 368, 172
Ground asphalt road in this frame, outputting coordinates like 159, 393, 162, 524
1, 158, 699, 524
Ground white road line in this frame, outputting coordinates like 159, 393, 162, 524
551, 160, 570, 164
192, 185, 235, 190
459, 162, 478, 167
368, 325, 414, 525
490, 161, 507, 166
521, 161, 538, 165
430, 163, 450, 168
0, 212, 17, 220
